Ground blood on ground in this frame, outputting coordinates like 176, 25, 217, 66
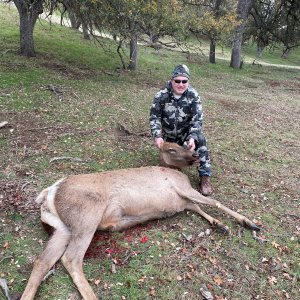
85, 222, 154, 259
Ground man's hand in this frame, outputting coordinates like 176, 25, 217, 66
187, 138, 195, 152
155, 137, 164, 149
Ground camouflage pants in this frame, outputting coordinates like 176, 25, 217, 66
164, 132, 212, 177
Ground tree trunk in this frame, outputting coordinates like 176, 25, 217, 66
256, 46, 264, 58
13, 0, 43, 57
82, 23, 90, 40
209, 38, 216, 64
230, 0, 255, 69
230, 24, 244, 68
128, 34, 138, 70
68, 10, 81, 29
281, 47, 290, 59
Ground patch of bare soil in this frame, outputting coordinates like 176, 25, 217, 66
39, 61, 97, 80
0, 110, 97, 214
0, 179, 38, 213
0, 111, 73, 151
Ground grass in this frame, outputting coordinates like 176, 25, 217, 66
1, 2, 300, 300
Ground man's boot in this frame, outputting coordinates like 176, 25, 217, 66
199, 176, 212, 196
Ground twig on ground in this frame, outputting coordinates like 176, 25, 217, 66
122, 247, 151, 265
71, 92, 80, 99
122, 251, 138, 265
104, 71, 114, 76
25, 126, 65, 131
50, 156, 93, 163
45, 84, 64, 101
116, 122, 150, 137
237, 226, 244, 238
200, 284, 214, 300
284, 213, 300, 220
0, 256, 13, 264
21, 182, 31, 191
254, 118, 265, 130
252, 231, 268, 243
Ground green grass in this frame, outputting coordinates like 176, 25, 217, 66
1, 2, 300, 300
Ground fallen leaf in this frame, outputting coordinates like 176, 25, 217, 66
208, 257, 217, 265
272, 241, 280, 249
177, 275, 183, 281
94, 279, 101, 286
281, 246, 290, 254
253, 219, 263, 226
213, 276, 223, 286
268, 276, 277, 285
3, 241, 9, 249
149, 287, 156, 297
181, 248, 189, 254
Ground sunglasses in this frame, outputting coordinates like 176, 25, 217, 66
174, 79, 188, 84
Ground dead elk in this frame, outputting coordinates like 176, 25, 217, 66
21, 144, 260, 300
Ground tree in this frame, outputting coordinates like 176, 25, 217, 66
230, 0, 255, 68
74, 0, 184, 70
247, 0, 277, 58
187, 0, 239, 63
246, 0, 300, 60
277, 0, 300, 58
12, 0, 44, 56
61, 0, 90, 39
9, 0, 62, 57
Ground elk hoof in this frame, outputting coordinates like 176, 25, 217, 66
216, 223, 229, 234
244, 220, 261, 231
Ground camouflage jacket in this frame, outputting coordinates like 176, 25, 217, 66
149, 82, 203, 143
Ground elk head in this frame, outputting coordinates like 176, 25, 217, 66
159, 142, 199, 169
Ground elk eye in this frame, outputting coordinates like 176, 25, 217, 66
168, 148, 177, 154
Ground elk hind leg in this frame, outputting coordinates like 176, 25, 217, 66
61, 227, 99, 300
177, 187, 260, 231
214, 201, 260, 231
21, 217, 71, 300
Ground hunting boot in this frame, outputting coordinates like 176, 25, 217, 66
199, 176, 212, 196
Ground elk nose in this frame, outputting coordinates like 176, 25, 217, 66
192, 153, 199, 158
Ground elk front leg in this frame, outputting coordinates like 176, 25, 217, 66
99, 203, 171, 232
100, 212, 169, 232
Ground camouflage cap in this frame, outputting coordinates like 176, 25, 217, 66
171, 64, 190, 79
